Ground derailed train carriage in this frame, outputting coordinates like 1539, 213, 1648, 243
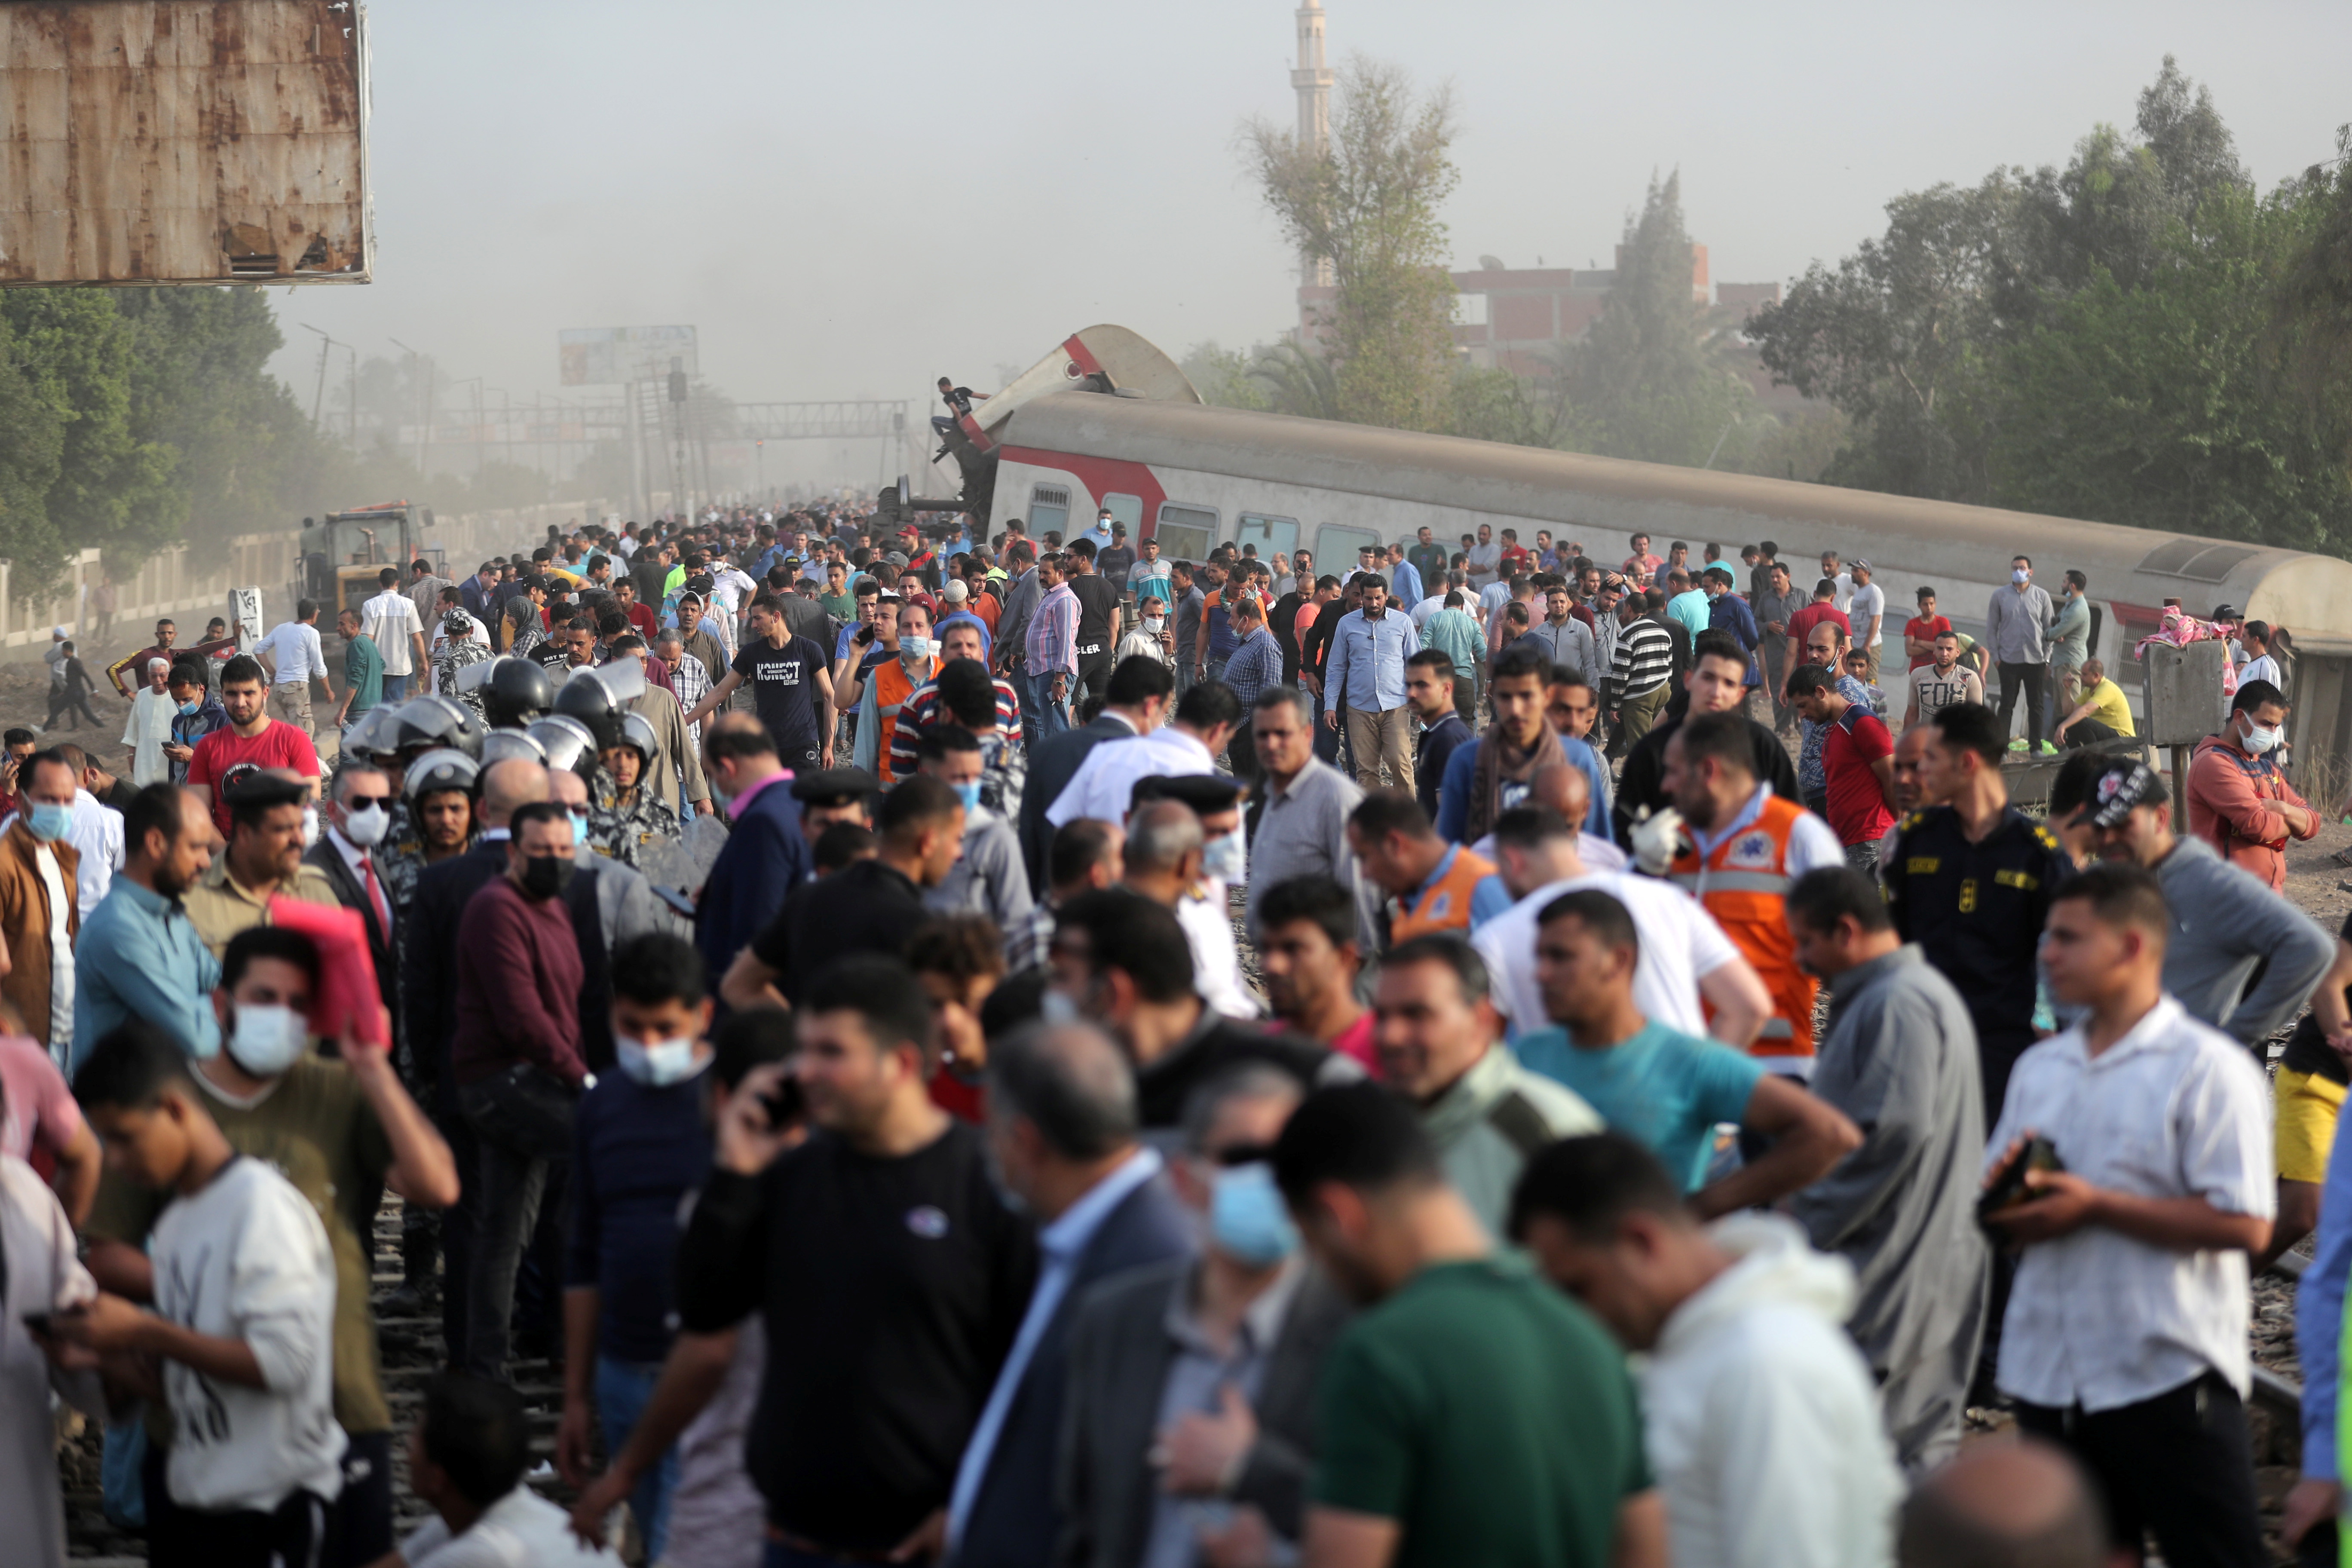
918, 326, 2352, 792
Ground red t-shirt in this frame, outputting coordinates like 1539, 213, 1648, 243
186, 721, 322, 835
1903, 614, 1953, 670
623, 600, 661, 640
1822, 706, 1896, 846
1785, 602, 1852, 655
1498, 545, 1531, 578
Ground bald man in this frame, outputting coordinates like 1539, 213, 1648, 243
1897, 1439, 2113, 1568
1465, 760, 1628, 878
401, 756, 552, 1365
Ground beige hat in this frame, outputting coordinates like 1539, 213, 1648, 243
943, 580, 970, 603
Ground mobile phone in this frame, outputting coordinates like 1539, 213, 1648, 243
1977, 1136, 2065, 1227
21, 1311, 53, 1337
652, 885, 697, 918
756, 1075, 803, 1132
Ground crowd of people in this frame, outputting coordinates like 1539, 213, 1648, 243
0, 504, 2346, 1568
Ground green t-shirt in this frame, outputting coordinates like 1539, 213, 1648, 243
344, 631, 385, 717
1315, 1255, 1651, 1568
86, 1057, 396, 1435
820, 591, 857, 624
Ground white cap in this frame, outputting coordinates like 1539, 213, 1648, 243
943, 580, 970, 603
51, 624, 67, 637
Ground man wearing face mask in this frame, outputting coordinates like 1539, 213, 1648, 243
1058, 1063, 1356, 1568
303, 762, 402, 1060
1122, 794, 1259, 1023
184, 770, 342, 959
162, 659, 227, 787
555, 934, 718, 1564
851, 600, 941, 784
916, 728, 1032, 931
0, 749, 81, 1071
80, 925, 459, 1568
2186, 678, 2317, 893
453, 799, 589, 1381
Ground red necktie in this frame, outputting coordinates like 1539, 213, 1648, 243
359, 853, 389, 934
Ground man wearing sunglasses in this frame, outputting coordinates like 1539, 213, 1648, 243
305, 760, 404, 1051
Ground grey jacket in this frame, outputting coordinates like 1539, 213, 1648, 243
2156, 835, 2334, 1045
1527, 616, 1602, 690
997, 567, 1042, 671
928, 808, 1035, 931
1421, 1045, 1601, 1238
1787, 944, 1986, 1473
1055, 1257, 1354, 1568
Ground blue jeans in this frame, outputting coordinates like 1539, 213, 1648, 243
1026, 669, 1070, 740
380, 670, 411, 701
597, 1355, 680, 1561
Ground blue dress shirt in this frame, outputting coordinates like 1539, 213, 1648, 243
1324, 608, 1422, 714
74, 878, 224, 1066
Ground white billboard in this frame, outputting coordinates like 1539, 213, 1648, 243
558, 326, 699, 387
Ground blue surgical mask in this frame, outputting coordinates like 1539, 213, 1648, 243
25, 802, 72, 843
177, 698, 200, 716
952, 780, 983, 813
616, 1035, 704, 1087
1201, 827, 1246, 884
1209, 1163, 1298, 1267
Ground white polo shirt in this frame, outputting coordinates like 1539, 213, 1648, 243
1474, 870, 1741, 1041
361, 590, 423, 676
1985, 995, 2272, 1412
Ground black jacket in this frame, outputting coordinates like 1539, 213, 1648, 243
303, 836, 399, 1041
400, 839, 506, 1092
954, 1173, 1195, 1568
1019, 711, 1140, 892
1613, 714, 1801, 849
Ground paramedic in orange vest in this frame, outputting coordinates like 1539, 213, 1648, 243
843, 598, 940, 785
1344, 787, 1510, 943
1662, 708, 1847, 1073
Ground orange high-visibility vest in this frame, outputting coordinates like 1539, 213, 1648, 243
1391, 844, 1497, 944
1668, 795, 1816, 1058
874, 655, 937, 785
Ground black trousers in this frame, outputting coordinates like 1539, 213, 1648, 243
2014, 1370, 2265, 1568
142, 1440, 339, 1568
459, 1063, 576, 1381
1997, 660, 2047, 747
2062, 719, 2122, 748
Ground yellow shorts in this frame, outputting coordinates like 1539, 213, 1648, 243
2275, 1067, 2346, 1184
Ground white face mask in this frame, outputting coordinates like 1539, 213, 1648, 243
1142, 616, 1165, 635
226, 1003, 308, 1077
2242, 717, 2282, 755
616, 1035, 704, 1087
342, 801, 390, 848
2011, 567, 2030, 585
1201, 826, 1246, 884
300, 805, 322, 849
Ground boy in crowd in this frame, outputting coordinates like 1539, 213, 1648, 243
49, 1021, 344, 1566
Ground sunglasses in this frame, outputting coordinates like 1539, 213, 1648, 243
345, 795, 390, 811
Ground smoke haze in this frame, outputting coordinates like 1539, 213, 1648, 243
268, 0, 2352, 459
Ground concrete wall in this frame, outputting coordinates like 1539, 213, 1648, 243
0, 498, 606, 665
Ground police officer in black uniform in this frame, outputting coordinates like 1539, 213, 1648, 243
1880, 699, 2074, 1120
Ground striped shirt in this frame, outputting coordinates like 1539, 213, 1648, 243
1608, 617, 1674, 704
888, 676, 1026, 778
670, 651, 712, 753
1026, 583, 1080, 676
1223, 625, 1284, 710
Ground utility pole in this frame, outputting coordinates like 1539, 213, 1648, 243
389, 337, 431, 481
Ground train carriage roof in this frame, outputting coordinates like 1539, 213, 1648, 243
1002, 390, 2352, 649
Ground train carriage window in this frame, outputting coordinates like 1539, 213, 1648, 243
1101, 493, 1144, 536
1029, 484, 1071, 539
1315, 524, 1382, 573
1237, 513, 1300, 560
1154, 503, 1218, 564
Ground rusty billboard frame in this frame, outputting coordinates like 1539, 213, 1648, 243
0, 0, 374, 288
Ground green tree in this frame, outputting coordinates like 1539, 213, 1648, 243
2, 292, 178, 573
1559, 171, 1752, 466
1244, 59, 1461, 432
1179, 341, 1273, 410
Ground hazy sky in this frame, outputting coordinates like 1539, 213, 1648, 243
269, 0, 2352, 446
